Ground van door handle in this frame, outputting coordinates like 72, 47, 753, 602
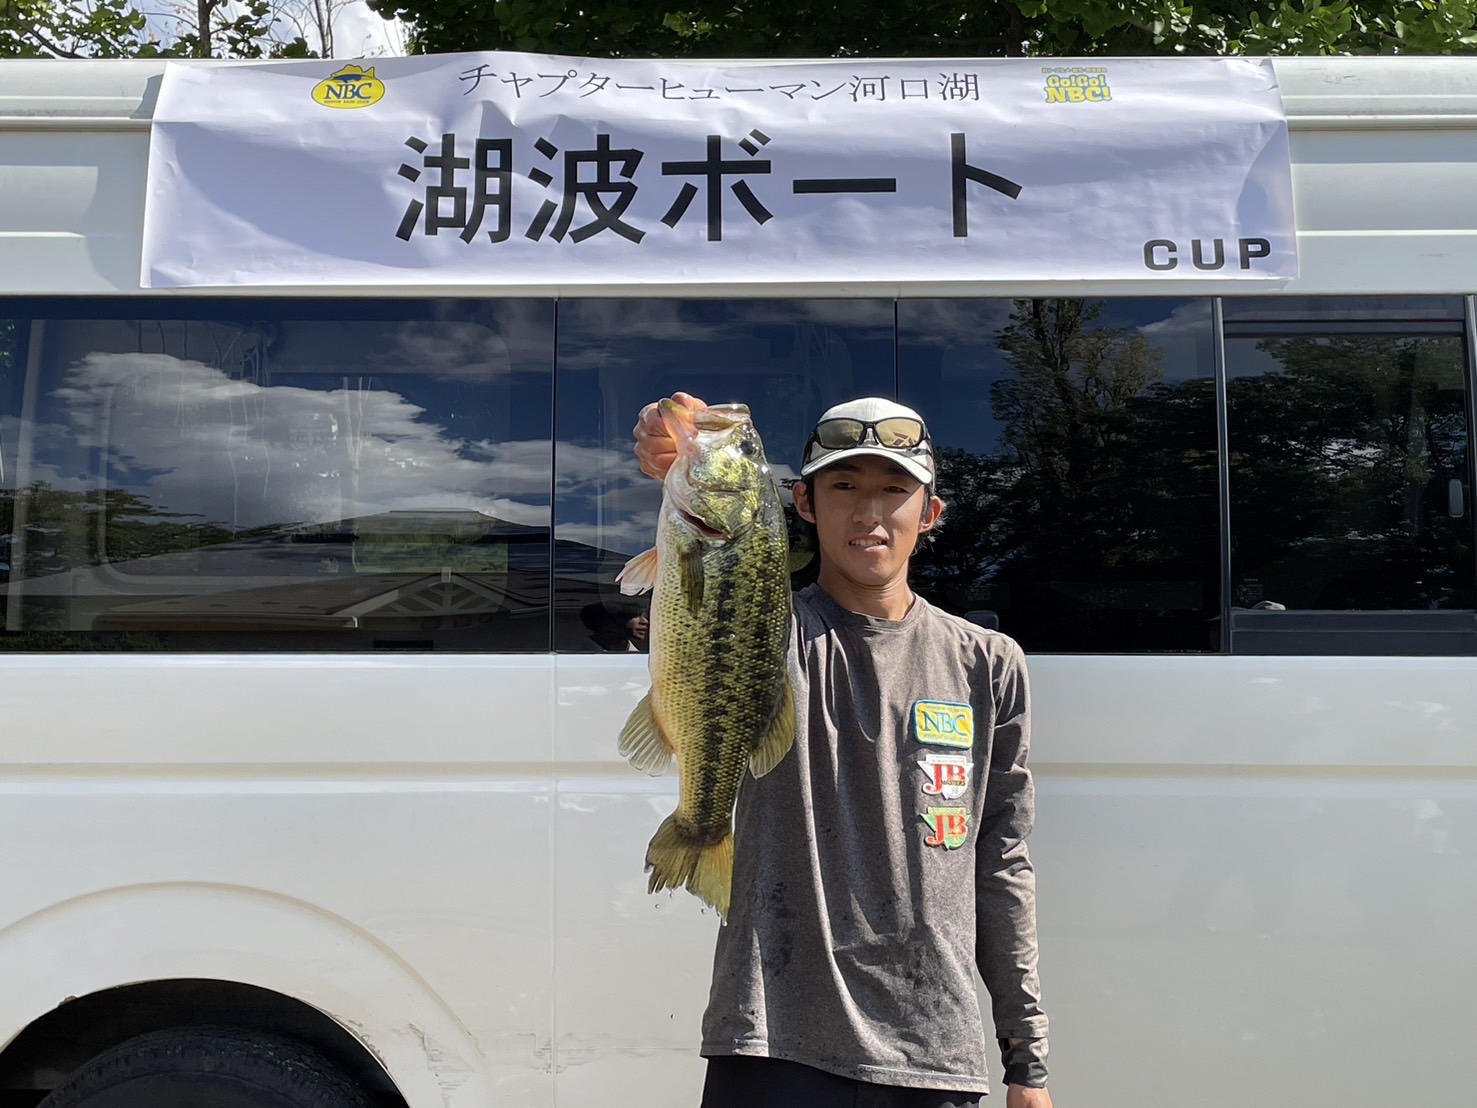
1449, 478, 1467, 518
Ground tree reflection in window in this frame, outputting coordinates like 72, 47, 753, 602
1227, 332, 1473, 612
900, 298, 1220, 653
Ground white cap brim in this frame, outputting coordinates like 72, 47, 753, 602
800, 443, 935, 485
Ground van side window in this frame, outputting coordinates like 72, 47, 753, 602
898, 298, 1221, 652
552, 300, 895, 652
0, 301, 555, 652
1223, 296, 1475, 654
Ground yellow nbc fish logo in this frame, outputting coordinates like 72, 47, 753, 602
311, 64, 385, 110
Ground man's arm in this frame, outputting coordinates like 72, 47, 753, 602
974, 640, 1052, 1098
1007, 1085, 1054, 1108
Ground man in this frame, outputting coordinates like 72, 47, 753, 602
634, 394, 1052, 1108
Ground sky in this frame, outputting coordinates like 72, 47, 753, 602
321, 0, 406, 57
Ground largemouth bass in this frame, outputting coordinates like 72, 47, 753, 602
617, 401, 795, 919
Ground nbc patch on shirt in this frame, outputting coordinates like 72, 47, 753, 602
913, 700, 973, 748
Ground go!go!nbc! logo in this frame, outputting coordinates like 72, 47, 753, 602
311, 64, 386, 109
1042, 66, 1111, 104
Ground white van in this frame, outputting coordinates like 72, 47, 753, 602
0, 55, 1474, 1108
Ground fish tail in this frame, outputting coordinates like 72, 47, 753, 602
645, 815, 733, 920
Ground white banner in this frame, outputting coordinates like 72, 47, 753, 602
142, 53, 1296, 288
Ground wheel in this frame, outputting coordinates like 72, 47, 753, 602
37, 1026, 376, 1108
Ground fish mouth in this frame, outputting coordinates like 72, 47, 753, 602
680, 510, 729, 539
693, 404, 751, 430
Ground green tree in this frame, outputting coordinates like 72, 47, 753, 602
368, 0, 1477, 58
0, 0, 312, 58
0, 0, 155, 57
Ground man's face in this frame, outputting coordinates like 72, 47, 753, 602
793, 455, 942, 592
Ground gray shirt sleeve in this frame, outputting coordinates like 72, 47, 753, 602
974, 640, 1050, 1086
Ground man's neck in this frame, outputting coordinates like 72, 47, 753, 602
815, 567, 916, 621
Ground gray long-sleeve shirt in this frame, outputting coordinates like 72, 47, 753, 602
701, 585, 1049, 1094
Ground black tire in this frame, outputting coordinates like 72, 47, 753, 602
37, 1026, 376, 1108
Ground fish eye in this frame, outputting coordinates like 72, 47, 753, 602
738, 439, 757, 457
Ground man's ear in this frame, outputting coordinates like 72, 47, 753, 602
793, 480, 817, 524
919, 494, 945, 534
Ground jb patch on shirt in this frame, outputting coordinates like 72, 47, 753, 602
912, 700, 974, 748
920, 806, 970, 849
917, 751, 972, 800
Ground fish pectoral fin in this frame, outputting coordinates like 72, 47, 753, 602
617, 547, 660, 596
679, 544, 705, 613
749, 678, 796, 779
618, 690, 675, 776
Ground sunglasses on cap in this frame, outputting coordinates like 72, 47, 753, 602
807, 416, 929, 452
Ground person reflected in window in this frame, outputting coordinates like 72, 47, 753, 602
580, 600, 651, 653
580, 602, 636, 652
623, 609, 650, 651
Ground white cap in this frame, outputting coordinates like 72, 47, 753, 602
799, 397, 935, 485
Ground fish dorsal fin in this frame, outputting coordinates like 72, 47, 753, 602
619, 690, 674, 776
617, 547, 659, 596
749, 679, 796, 778
680, 544, 705, 613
